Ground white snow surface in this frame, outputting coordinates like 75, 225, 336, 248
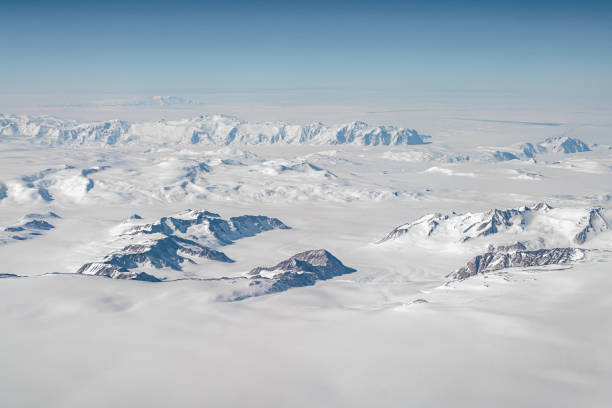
1, 112, 611, 408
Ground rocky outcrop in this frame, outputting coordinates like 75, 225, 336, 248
248, 249, 356, 294
77, 235, 233, 278
125, 210, 289, 245
574, 208, 609, 244
1, 212, 60, 244
0, 183, 7, 200
449, 245, 586, 280
77, 209, 290, 280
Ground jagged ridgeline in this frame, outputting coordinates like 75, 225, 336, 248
77, 210, 290, 281
378, 203, 609, 246
377, 203, 609, 282
449, 243, 587, 281
483, 135, 592, 162
248, 249, 356, 295
0, 114, 429, 146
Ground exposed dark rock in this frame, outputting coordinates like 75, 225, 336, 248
128, 210, 289, 245
5, 226, 25, 232
449, 247, 586, 280
81, 166, 110, 177
76, 262, 162, 282
574, 208, 609, 244
184, 162, 211, 183
23, 220, 55, 230
486, 241, 527, 252
77, 209, 289, 281
38, 186, 53, 202
2, 212, 59, 243
249, 249, 356, 294
77, 235, 233, 278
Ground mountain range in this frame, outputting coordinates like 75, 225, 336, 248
0, 114, 429, 146
77, 210, 290, 281
378, 204, 609, 248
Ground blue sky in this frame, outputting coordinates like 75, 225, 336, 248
1, 0, 611, 104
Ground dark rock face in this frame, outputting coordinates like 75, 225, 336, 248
77, 209, 290, 281
184, 162, 211, 183
228, 215, 290, 240
2, 212, 60, 243
449, 247, 586, 280
519, 142, 540, 158
77, 235, 234, 278
126, 210, 289, 245
574, 208, 609, 244
464, 208, 527, 240
22, 220, 55, 230
81, 166, 110, 177
249, 249, 356, 294
486, 241, 527, 252
76, 263, 162, 282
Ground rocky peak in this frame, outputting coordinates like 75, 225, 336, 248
248, 249, 356, 295
449, 246, 586, 281
574, 207, 609, 244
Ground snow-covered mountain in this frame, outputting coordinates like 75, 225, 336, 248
1, 212, 60, 245
244, 249, 356, 297
251, 159, 338, 179
449, 243, 586, 280
0, 114, 429, 147
538, 135, 591, 154
77, 210, 290, 280
378, 204, 609, 248
480, 136, 592, 162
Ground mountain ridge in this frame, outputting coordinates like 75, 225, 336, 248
0, 114, 430, 147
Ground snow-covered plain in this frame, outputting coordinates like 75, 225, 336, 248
1, 112, 611, 407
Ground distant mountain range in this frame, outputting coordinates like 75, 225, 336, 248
0, 114, 429, 146
378, 203, 609, 282
480, 136, 592, 162
1, 114, 597, 163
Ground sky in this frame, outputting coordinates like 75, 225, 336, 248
1, 0, 612, 110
